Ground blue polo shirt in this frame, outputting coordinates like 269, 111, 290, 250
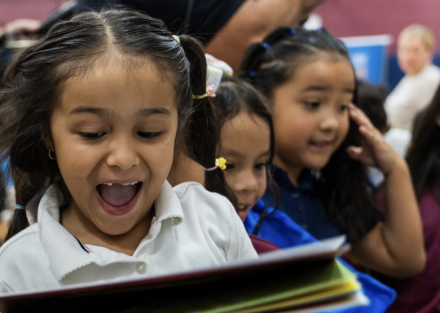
259, 167, 344, 241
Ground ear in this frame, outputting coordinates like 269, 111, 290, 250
41, 132, 54, 151
436, 115, 440, 127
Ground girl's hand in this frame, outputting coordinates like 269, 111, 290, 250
346, 103, 403, 175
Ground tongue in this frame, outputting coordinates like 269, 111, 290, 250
100, 184, 137, 206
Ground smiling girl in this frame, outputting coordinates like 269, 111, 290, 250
239, 27, 425, 278
0, 9, 257, 293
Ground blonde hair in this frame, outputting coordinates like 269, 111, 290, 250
398, 24, 436, 52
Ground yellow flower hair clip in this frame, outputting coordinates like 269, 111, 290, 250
205, 157, 227, 171
215, 157, 227, 170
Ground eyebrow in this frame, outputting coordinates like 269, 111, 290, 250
222, 149, 271, 159
69, 106, 171, 117
301, 85, 354, 94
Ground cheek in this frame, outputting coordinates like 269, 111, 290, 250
337, 116, 350, 145
224, 171, 240, 193
256, 173, 267, 199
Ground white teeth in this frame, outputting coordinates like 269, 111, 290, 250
122, 182, 137, 186
101, 182, 138, 186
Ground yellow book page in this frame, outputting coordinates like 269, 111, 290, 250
231, 279, 360, 313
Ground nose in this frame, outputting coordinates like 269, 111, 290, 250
106, 135, 139, 171
319, 109, 339, 132
233, 168, 258, 194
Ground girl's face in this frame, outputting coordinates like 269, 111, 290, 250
220, 112, 271, 221
50, 58, 178, 240
272, 56, 354, 180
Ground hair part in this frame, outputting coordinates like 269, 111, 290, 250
0, 8, 229, 241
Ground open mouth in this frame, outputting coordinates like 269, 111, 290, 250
310, 140, 331, 146
309, 140, 333, 150
97, 182, 143, 207
238, 204, 251, 212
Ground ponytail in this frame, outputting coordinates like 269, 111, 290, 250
175, 35, 238, 208
0, 9, 239, 242
4, 170, 47, 242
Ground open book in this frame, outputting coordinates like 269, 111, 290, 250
0, 236, 368, 313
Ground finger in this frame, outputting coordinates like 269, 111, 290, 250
346, 146, 363, 160
358, 124, 384, 151
349, 103, 375, 129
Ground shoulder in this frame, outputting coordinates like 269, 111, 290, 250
416, 65, 440, 85
0, 224, 40, 257
0, 224, 42, 275
173, 182, 239, 232
173, 182, 235, 216
426, 64, 440, 76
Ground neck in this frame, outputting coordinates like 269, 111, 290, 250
167, 152, 205, 187
273, 155, 303, 186
61, 204, 154, 256
408, 63, 429, 76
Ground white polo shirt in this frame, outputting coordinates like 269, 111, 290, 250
0, 181, 257, 294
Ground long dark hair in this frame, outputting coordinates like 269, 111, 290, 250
0, 8, 228, 241
238, 27, 378, 243
212, 76, 279, 210
406, 85, 440, 203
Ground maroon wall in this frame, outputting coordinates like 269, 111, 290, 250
315, 0, 440, 52
3, 0, 440, 54
0, 0, 60, 26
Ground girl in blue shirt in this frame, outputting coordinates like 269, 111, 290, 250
239, 27, 425, 278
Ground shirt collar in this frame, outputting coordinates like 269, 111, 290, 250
38, 185, 94, 281
38, 181, 183, 281
154, 180, 183, 226
271, 166, 315, 192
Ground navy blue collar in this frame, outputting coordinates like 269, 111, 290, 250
270, 166, 315, 193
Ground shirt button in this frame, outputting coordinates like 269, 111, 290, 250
135, 262, 146, 274
296, 206, 304, 212
300, 223, 308, 230
291, 193, 299, 198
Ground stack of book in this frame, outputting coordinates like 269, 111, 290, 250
0, 236, 367, 313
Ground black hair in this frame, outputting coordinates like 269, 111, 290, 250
238, 27, 379, 243
0, 8, 228, 241
214, 76, 275, 164
212, 76, 279, 229
406, 85, 440, 203
357, 79, 388, 133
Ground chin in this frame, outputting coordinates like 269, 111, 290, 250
96, 219, 135, 236
305, 159, 330, 171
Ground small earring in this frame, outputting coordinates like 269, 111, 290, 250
48, 149, 56, 160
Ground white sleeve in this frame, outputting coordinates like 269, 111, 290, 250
224, 201, 259, 262
0, 278, 12, 294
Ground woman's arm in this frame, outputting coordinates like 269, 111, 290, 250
206, 0, 303, 71
345, 104, 425, 277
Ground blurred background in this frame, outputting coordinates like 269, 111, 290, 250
3, 0, 437, 93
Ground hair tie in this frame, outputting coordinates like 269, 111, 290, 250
172, 35, 180, 44
15, 204, 25, 210
193, 84, 216, 99
250, 71, 256, 78
205, 157, 227, 171
263, 43, 270, 50
290, 28, 296, 36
